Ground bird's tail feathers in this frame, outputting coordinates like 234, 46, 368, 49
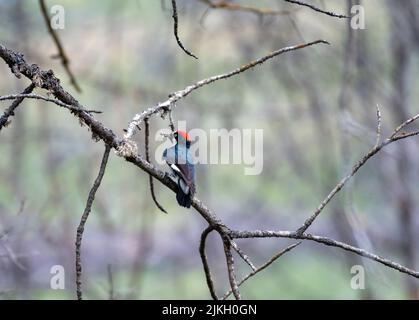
176, 189, 192, 208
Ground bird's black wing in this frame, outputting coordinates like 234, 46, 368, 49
174, 163, 195, 194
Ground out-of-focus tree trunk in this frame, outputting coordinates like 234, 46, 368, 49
126, 202, 156, 299
9, 0, 30, 298
285, 0, 375, 299
336, 0, 374, 300
9, 0, 27, 200
388, 0, 418, 300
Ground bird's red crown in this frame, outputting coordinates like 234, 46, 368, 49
176, 130, 191, 141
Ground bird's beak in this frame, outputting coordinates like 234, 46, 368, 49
160, 132, 175, 143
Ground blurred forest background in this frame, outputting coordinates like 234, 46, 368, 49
0, 0, 418, 299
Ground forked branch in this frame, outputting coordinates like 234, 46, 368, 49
222, 242, 301, 299
0, 84, 35, 131
124, 39, 330, 139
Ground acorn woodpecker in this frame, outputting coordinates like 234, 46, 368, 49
162, 130, 196, 208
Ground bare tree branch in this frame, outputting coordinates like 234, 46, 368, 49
0, 44, 119, 149
0, 94, 102, 114
199, 226, 218, 300
391, 113, 419, 138
221, 233, 241, 300
171, 0, 198, 59
231, 230, 419, 279
76, 145, 111, 300
39, 0, 82, 92
124, 39, 330, 139
222, 242, 301, 299
230, 240, 256, 271
391, 130, 419, 141
284, 0, 350, 19
107, 264, 115, 300
0, 84, 35, 131
168, 109, 175, 132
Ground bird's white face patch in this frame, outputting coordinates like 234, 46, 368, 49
170, 164, 181, 173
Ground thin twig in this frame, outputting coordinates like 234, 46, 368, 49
199, 226, 218, 300
0, 84, 35, 131
1, 243, 27, 271
16, 199, 26, 215
171, 0, 198, 59
39, 0, 82, 92
284, 0, 350, 18
0, 94, 102, 114
391, 113, 419, 138
375, 104, 382, 148
124, 39, 330, 138
221, 233, 241, 300
107, 264, 115, 300
145, 118, 168, 213
168, 109, 175, 132
222, 242, 301, 299
391, 130, 419, 141
199, 0, 293, 16
76, 145, 111, 300
230, 240, 256, 271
